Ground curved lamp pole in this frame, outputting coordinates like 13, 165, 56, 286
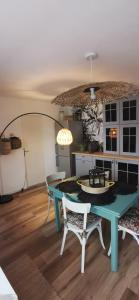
0, 112, 73, 203
0, 112, 64, 139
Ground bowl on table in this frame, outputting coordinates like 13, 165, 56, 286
77, 179, 115, 194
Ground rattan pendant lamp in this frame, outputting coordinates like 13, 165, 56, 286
52, 53, 139, 107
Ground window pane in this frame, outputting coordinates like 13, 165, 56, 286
105, 104, 110, 110
130, 107, 136, 120
96, 160, 103, 168
123, 101, 129, 108
123, 108, 129, 120
106, 136, 111, 150
130, 136, 136, 152
130, 100, 136, 107
130, 127, 136, 135
123, 136, 129, 152
105, 110, 110, 122
111, 109, 116, 122
108, 170, 112, 180
112, 138, 117, 151
123, 128, 129, 135
118, 162, 127, 171
128, 173, 138, 186
111, 103, 116, 110
106, 128, 110, 136
128, 164, 138, 173
104, 161, 111, 169
118, 171, 127, 183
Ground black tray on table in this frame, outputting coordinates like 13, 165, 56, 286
56, 180, 81, 194
56, 175, 137, 205
78, 182, 137, 205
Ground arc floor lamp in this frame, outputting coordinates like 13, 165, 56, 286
0, 112, 73, 203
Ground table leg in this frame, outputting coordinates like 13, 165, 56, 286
54, 197, 61, 232
111, 216, 118, 272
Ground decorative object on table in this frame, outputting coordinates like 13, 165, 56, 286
79, 189, 116, 205
0, 138, 11, 155
10, 136, 22, 149
77, 178, 114, 194
89, 168, 105, 187
78, 182, 137, 205
0, 112, 73, 204
88, 140, 99, 153
115, 182, 137, 195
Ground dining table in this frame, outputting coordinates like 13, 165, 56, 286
48, 178, 139, 272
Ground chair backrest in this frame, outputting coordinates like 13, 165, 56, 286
46, 171, 66, 186
62, 195, 91, 230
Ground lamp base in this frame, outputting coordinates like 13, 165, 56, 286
0, 194, 13, 204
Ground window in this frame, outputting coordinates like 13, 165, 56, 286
106, 128, 117, 151
123, 127, 136, 153
123, 100, 136, 121
105, 103, 117, 122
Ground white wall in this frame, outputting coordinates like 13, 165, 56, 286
0, 97, 59, 194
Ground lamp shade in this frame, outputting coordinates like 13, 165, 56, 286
57, 128, 73, 145
52, 81, 139, 106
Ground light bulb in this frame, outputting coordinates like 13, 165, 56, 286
90, 87, 96, 100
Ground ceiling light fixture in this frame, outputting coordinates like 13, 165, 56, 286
52, 52, 139, 107
84, 52, 100, 101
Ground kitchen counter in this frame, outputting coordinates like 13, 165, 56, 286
72, 151, 139, 161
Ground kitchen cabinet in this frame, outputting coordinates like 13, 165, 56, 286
115, 159, 139, 186
75, 155, 93, 177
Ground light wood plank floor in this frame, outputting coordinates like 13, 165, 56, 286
0, 188, 139, 300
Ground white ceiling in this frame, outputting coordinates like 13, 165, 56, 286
0, 0, 139, 101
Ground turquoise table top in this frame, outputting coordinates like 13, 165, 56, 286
49, 183, 139, 219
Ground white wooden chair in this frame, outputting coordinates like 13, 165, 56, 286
60, 195, 105, 273
108, 207, 139, 256
45, 171, 66, 223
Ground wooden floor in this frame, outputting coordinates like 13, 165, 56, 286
0, 188, 139, 300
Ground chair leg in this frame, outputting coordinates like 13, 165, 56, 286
122, 230, 126, 240
108, 244, 111, 256
133, 234, 139, 245
97, 223, 105, 249
60, 227, 68, 255
81, 238, 86, 273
